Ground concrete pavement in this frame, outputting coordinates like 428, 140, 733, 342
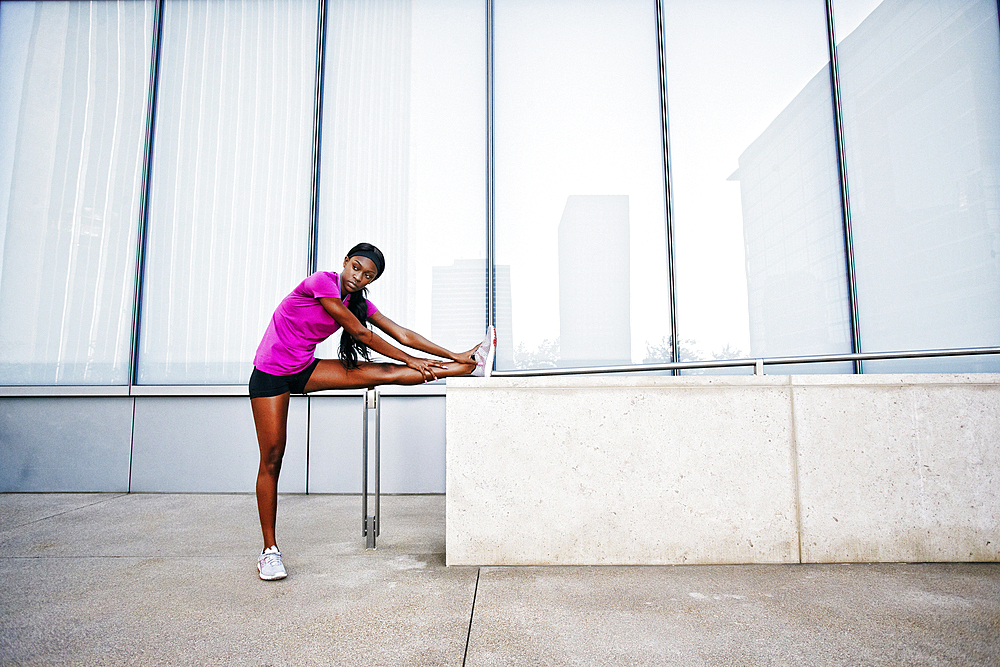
1, 493, 997, 666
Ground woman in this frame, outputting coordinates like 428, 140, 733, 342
249, 242, 495, 580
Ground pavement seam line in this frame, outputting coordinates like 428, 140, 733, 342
462, 567, 481, 666
1, 494, 129, 534
789, 383, 804, 564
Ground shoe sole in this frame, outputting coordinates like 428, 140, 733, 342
258, 563, 287, 580
484, 326, 496, 378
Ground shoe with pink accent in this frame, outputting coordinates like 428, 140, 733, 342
257, 545, 287, 580
471, 325, 496, 378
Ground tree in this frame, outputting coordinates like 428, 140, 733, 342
711, 343, 745, 360
514, 337, 560, 369
643, 336, 698, 364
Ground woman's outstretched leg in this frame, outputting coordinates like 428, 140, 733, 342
252, 393, 289, 554
304, 356, 476, 393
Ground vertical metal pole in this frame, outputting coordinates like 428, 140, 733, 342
129, 0, 165, 389
307, 0, 328, 276
485, 0, 496, 340
374, 390, 380, 538
825, 0, 863, 374
654, 0, 679, 374
362, 388, 379, 549
362, 391, 368, 535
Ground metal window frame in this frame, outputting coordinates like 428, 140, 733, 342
308, 0, 329, 276
654, 0, 679, 372
128, 0, 165, 390
824, 0, 863, 374
486, 0, 497, 364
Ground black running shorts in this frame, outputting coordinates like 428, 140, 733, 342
248, 358, 321, 399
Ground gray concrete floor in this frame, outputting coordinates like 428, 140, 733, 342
0, 494, 997, 666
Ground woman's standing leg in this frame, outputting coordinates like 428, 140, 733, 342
252, 393, 289, 551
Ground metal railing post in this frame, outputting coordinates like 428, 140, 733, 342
362, 388, 380, 549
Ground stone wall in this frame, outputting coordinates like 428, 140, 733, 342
446, 374, 1000, 565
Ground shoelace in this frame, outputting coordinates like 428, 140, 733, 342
260, 552, 282, 567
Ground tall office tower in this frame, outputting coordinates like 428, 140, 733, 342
558, 195, 631, 367
732, 62, 851, 360
735, 0, 999, 362
431, 259, 513, 369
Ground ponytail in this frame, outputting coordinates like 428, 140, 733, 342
338, 287, 372, 369
337, 242, 385, 369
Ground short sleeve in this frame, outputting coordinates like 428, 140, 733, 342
302, 271, 341, 299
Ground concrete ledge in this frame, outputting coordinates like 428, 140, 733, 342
445, 374, 1000, 565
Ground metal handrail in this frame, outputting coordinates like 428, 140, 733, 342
2, 347, 997, 395
492, 346, 1000, 377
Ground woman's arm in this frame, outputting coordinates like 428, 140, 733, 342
369, 311, 476, 364
318, 297, 447, 380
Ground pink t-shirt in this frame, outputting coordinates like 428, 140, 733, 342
253, 271, 377, 375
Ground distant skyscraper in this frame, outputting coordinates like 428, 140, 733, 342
432, 259, 513, 369
558, 195, 631, 367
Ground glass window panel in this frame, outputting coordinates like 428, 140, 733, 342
664, 0, 853, 375
0, 1, 154, 385
494, 0, 670, 371
833, 0, 1000, 372
137, 0, 318, 384
316, 0, 486, 364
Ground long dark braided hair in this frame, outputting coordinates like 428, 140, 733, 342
338, 243, 385, 369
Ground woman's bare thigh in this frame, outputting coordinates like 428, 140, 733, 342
303, 359, 419, 393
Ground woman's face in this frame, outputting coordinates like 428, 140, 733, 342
340, 255, 379, 294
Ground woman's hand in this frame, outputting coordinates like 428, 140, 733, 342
451, 345, 478, 365
405, 355, 449, 382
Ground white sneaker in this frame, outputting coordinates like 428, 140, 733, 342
257, 546, 287, 580
471, 325, 496, 378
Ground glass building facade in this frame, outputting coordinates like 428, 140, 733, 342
1, 0, 998, 387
